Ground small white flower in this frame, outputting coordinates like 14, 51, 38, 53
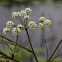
12, 27, 18, 35
17, 28, 21, 32
19, 10, 27, 16
3, 27, 10, 35
28, 21, 37, 29
6, 21, 14, 28
12, 12, 19, 18
38, 23, 46, 30
17, 24, 24, 32
43, 19, 51, 26
24, 15, 30, 20
39, 17, 46, 22
25, 8, 32, 12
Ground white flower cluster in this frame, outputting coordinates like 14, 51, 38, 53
24, 15, 30, 20
12, 24, 24, 35
39, 17, 46, 22
38, 23, 46, 30
12, 12, 19, 18
3, 21, 14, 35
12, 8, 32, 18
28, 21, 37, 29
3, 27, 10, 35
43, 19, 51, 26
12, 24, 25, 35
17, 24, 24, 31
19, 10, 27, 16
12, 27, 18, 35
6, 21, 14, 28
3, 8, 51, 36
38, 17, 51, 29
3, 20, 24, 35
25, 8, 32, 13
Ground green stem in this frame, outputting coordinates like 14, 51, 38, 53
14, 34, 19, 54
44, 40, 48, 61
1, 30, 7, 54
1, 37, 7, 54
50, 55, 60, 62
25, 28, 38, 62
16, 16, 22, 24
5, 41, 14, 52
18, 16, 25, 26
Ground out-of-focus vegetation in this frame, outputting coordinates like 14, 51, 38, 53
0, 0, 62, 6
0, 43, 44, 62
53, 0, 62, 2
0, 44, 62, 62
0, 0, 47, 6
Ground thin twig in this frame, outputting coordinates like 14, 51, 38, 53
0, 51, 21, 62
50, 54, 60, 62
16, 16, 22, 24
18, 16, 25, 26
0, 35, 32, 53
47, 39, 62, 62
16, 16, 25, 26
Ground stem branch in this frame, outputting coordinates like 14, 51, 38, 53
0, 35, 32, 53
0, 51, 21, 62
47, 40, 62, 62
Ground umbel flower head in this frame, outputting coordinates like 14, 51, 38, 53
28, 21, 37, 29
6, 21, 14, 28
38, 23, 46, 30
12, 27, 18, 35
39, 17, 46, 22
43, 19, 51, 26
3, 8, 52, 35
12, 24, 24, 35
3, 27, 10, 35
38, 17, 51, 30
19, 10, 27, 16
24, 15, 30, 20
17, 24, 24, 31
12, 12, 19, 18
25, 8, 32, 13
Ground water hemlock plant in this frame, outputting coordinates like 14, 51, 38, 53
1, 8, 61, 62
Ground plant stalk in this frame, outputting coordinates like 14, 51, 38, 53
14, 34, 19, 53
47, 40, 62, 62
44, 40, 48, 61
25, 28, 38, 62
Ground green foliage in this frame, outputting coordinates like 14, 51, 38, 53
0, 43, 62, 62
37, 56, 46, 62
35, 56, 62, 62
53, 0, 62, 2
34, 47, 44, 52
52, 57, 62, 62
0, 44, 24, 62
0, 0, 47, 6
0, 43, 44, 62
0, 58, 6, 62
